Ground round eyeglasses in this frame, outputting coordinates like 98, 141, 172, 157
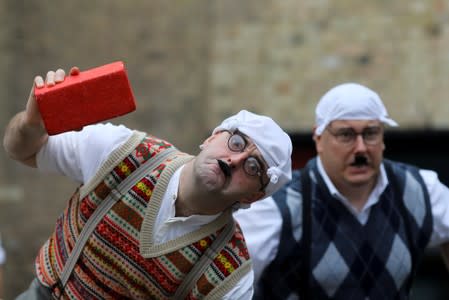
326, 126, 383, 146
226, 131, 268, 190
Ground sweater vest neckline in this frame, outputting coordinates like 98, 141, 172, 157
139, 155, 233, 258
79, 130, 234, 258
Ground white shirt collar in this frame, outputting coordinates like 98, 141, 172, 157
154, 165, 221, 244
316, 156, 389, 223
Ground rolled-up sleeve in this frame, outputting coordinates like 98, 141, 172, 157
36, 123, 132, 183
233, 196, 282, 283
421, 169, 449, 247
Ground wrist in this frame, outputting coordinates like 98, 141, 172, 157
3, 111, 48, 165
19, 112, 47, 137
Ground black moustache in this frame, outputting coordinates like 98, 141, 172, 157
217, 159, 231, 177
352, 156, 368, 166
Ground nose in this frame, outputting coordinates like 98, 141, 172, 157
227, 151, 249, 168
353, 134, 367, 151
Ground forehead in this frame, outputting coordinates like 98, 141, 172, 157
330, 119, 382, 129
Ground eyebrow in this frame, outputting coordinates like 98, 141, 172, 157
332, 125, 382, 131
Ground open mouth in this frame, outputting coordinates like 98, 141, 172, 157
217, 159, 231, 178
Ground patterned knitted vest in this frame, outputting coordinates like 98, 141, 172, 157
35, 131, 252, 299
255, 158, 433, 300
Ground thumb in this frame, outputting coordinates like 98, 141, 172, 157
24, 81, 44, 126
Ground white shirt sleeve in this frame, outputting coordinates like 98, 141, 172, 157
233, 196, 282, 284
36, 123, 133, 183
421, 169, 449, 247
222, 270, 254, 300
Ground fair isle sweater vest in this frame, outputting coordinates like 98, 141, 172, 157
255, 158, 433, 300
35, 131, 252, 299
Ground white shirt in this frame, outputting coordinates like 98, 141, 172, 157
234, 156, 449, 283
36, 123, 253, 300
0, 233, 5, 265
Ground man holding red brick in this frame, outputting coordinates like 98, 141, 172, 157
4, 65, 293, 299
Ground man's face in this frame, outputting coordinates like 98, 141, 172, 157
193, 131, 268, 202
314, 119, 385, 189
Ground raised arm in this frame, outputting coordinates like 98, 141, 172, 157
3, 68, 74, 167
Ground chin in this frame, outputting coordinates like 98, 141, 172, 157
198, 174, 225, 192
347, 173, 375, 187
199, 178, 219, 191
196, 166, 224, 190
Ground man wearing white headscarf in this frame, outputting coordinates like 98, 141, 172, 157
4, 67, 292, 299
234, 82, 449, 299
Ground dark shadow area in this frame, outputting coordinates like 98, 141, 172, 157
290, 129, 449, 300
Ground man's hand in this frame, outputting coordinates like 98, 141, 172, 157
3, 66, 79, 167
24, 67, 80, 128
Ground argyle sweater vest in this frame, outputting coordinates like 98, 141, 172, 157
35, 131, 252, 299
255, 158, 433, 300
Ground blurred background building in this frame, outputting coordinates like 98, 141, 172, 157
1, 0, 449, 299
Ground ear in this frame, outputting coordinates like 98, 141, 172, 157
240, 190, 265, 205
313, 130, 322, 153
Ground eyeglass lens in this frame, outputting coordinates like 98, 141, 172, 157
228, 134, 262, 174
327, 126, 382, 145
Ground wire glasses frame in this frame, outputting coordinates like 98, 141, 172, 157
326, 125, 384, 146
226, 131, 268, 191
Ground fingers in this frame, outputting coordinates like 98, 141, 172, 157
45, 70, 56, 86
34, 66, 79, 90
37, 68, 71, 88
55, 69, 65, 83
70, 67, 80, 76
46, 69, 65, 86
34, 76, 44, 88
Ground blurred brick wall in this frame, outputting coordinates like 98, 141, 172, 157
1, 0, 449, 298
208, 0, 449, 131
